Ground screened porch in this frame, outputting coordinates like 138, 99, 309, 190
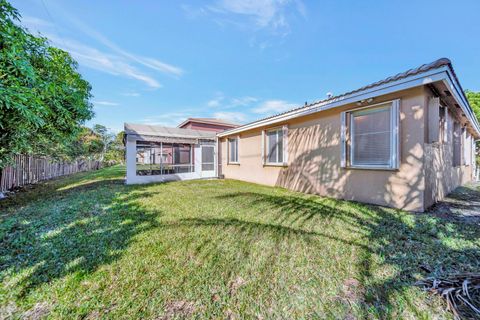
125, 123, 217, 184
136, 141, 194, 176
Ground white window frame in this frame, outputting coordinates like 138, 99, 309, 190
265, 127, 287, 166
341, 100, 400, 170
227, 136, 239, 164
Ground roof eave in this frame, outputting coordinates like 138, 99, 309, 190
217, 66, 480, 138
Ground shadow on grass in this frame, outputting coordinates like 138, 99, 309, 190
1, 170, 479, 318
0, 173, 161, 299
211, 191, 480, 318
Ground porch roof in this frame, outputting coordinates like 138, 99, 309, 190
125, 123, 216, 144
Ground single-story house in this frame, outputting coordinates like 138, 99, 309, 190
125, 58, 479, 211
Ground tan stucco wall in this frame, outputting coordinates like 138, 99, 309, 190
221, 87, 429, 211
423, 90, 474, 208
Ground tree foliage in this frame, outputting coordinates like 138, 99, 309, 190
466, 90, 480, 122
104, 131, 125, 163
69, 126, 124, 163
465, 90, 480, 166
0, 0, 94, 168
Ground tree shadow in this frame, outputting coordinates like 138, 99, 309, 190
212, 190, 480, 318
0, 176, 161, 299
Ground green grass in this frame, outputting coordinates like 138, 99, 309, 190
1, 165, 479, 319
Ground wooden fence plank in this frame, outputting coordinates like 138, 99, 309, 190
0, 156, 103, 193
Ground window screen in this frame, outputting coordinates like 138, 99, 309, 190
350, 105, 392, 167
202, 146, 215, 171
174, 144, 191, 165
267, 129, 283, 164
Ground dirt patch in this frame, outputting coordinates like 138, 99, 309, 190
23, 302, 51, 320
342, 278, 365, 303
228, 276, 247, 296
426, 183, 480, 224
157, 300, 196, 320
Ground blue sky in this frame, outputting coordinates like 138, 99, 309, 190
11, 0, 480, 132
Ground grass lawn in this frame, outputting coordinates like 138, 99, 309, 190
1, 165, 479, 319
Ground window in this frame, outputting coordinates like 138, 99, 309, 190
266, 128, 284, 164
228, 137, 239, 163
341, 100, 400, 169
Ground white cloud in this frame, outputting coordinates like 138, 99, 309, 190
46, 34, 162, 89
19, 15, 182, 88
69, 18, 184, 77
139, 112, 196, 128
213, 111, 247, 123
208, 0, 306, 31
121, 92, 141, 97
207, 93, 225, 107
206, 93, 257, 109
230, 96, 258, 106
93, 100, 119, 106
22, 16, 53, 29
252, 99, 297, 114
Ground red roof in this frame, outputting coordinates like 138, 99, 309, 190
177, 118, 240, 128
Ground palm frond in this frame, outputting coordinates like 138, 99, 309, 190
417, 273, 480, 319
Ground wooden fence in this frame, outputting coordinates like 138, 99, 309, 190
0, 155, 102, 193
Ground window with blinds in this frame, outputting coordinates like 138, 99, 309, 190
228, 137, 238, 163
341, 100, 400, 169
351, 106, 392, 166
267, 128, 284, 164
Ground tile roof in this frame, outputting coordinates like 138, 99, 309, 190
239, 58, 454, 127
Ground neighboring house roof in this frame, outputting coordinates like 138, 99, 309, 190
218, 58, 480, 138
125, 123, 216, 143
177, 118, 240, 128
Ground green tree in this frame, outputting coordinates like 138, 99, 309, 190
65, 125, 124, 163
104, 131, 125, 163
465, 90, 480, 166
466, 90, 480, 121
91, 124, 114, 162
69, 127, 104, 160
0, 0, 93, 168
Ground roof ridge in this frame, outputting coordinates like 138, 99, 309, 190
235, 58, 452, 127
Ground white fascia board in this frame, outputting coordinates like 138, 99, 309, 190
217, 68, 450, 137
443, 70, 480, 136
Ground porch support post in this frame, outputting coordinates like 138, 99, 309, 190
125, 135, 137, 184
191, 144, 194, 172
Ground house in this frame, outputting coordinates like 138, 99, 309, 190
218, 58, 479, 211
177, 118, 239, 132
125, 58, 479, 211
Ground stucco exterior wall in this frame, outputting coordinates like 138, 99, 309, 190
220, 87, 429, 211
423, 91, 474, 208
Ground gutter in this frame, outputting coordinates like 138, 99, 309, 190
217, 67, 480, 139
